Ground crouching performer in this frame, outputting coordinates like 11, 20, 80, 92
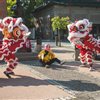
0, 17, 31, 78
38, 44, 64, 68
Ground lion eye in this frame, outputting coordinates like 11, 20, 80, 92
70, 26, 78, 32
16, 30, 21, 36
79, 24, 84, 30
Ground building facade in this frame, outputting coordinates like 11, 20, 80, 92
33, 0, 100, 40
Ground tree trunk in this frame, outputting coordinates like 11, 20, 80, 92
58, 29, 61, 47
54, 29, 58, 46
55, 35, 58, 46
35, 38, 42, 53
74, 46, 80, 61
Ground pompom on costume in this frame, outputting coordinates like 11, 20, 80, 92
0, 17, 31, 78
67, 19, 100, 71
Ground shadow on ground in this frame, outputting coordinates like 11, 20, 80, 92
0, 75, 50, 87
54, 79, 100, 92
20, 61, 80, 71
20, 61, 100, 72
0, 74, 100, 93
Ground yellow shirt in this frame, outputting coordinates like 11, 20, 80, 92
38, 50, 56, 63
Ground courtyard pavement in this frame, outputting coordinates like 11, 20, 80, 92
0, 41, 100, 100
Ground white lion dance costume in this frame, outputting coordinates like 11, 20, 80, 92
67, 19, 100, 71
0, 17, 31, 78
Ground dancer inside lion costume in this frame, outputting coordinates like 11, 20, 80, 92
0, 17, 31, 78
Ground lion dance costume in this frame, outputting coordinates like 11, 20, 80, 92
0, 17, 31, 78
67, 19, 100, 71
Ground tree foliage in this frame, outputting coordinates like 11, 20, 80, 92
51, 16, 70, 31
6, 0, 16, 16
19, 0, 44, 28
6, 0, 44, 28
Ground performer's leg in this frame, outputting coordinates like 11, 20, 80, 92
39, 59, 46, 66
46, 58, 61, 65
4, 53, 18, 78
86, 50, 95, 71
79, 50, 87, 67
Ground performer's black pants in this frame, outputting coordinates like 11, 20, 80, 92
39, 58, 61, 66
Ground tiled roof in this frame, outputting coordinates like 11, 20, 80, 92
32, 0, 100, 13
45, 0, 100, 7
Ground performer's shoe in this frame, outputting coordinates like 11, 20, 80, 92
60, 61, 65, 65
4, 71, 15, 78
45, 65, 50, 68
89, 67, 96, 71
88, 64, 95, 71
4, 71, 11, 78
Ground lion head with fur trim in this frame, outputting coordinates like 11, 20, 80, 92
67, 19, 92, 45
0, 17, 31, 40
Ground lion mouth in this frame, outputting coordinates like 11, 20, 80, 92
68, 36, 82, 45
68, 36, 77, 42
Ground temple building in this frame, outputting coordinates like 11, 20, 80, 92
33, 0, 100, 40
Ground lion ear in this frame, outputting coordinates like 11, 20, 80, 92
88, 22, 92, 27
14, 17, 23, 26
67, 23, 75, 31
2, 17, 13, 26
8, 21, 13, 33
83, 19, 89, 25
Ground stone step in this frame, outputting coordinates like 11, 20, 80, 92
15, 52, 38, 61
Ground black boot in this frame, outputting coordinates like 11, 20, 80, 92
4, 71, 15, 78
4, 71, 11, 78
89, 64, 95, 71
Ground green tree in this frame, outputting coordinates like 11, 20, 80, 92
51, 16, 70, 46
20, 0, 44, 28
6, 0, 44, 28
51, 16, 70, 31
7, 0, 16, 16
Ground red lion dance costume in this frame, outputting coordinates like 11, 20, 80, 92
0, 17, 31, 78
67, 19, 100, 71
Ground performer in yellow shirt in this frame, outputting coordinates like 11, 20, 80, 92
38, 44, 64, 68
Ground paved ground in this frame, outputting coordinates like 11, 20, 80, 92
30, 41, 100, 100
0, 41, 100, 100
0, 63, 75, 100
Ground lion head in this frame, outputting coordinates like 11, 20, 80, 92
0, 17, 31, 39
67, 19, 92, 45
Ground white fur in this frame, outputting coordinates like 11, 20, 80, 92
14, 17, 23, 27
67, 19, 91, 44
8, 20, 13, 33
0, 19, 3, 31
2, 17, 13, 26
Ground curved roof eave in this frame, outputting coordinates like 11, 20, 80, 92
32, 1, 100, 14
